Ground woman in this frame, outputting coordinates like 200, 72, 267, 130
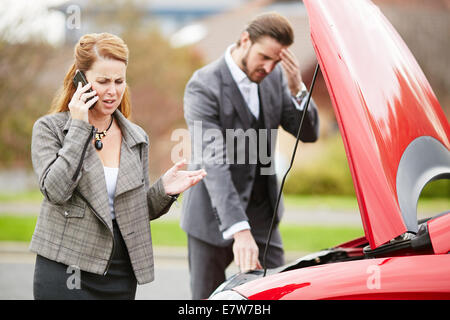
30, 32, 206, 299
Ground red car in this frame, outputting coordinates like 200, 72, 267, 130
210, 0, 450, 300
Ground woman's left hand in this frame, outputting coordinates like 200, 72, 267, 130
162, 159, 207, 196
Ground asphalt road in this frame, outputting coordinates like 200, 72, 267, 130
2, 201, 438, 300
0, 246, 193, 300
3, 201, 440, 300
0, 201, 365, 300
0, 242, 312, 300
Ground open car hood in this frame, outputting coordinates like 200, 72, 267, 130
303, 0, 450, 248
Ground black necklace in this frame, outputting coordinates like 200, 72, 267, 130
94, 115, 114, 150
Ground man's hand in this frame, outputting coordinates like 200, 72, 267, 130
232, 229, 262, 272
280, 48, 303, 96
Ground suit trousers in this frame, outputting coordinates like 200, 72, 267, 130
187, 176, 285, 300
188, 228, 284, 300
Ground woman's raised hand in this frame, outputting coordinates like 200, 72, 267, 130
162, 159, 207, 196
68, 82, 98, 122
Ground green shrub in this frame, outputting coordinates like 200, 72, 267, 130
284, 134, 449, 199
420, 179, 450, 198
284, 135, 355, 196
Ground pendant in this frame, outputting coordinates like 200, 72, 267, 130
95, 139, 103, 150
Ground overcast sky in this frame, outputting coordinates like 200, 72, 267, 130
0, 0, 67, 44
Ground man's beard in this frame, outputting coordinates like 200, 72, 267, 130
241, 46, 267, 83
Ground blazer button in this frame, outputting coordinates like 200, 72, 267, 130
243, 196, 248, 202
248, 175, 253, 181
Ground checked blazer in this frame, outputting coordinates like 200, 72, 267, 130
30, 109, 174, 284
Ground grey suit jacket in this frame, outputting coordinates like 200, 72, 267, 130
181, 56, 319, 247
30, 109, 174, 284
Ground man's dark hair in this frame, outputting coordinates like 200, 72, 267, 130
238, 12, 294, 46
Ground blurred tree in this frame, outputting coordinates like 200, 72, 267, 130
0, 29, 56, 168
124, 29, 203, 178
86, 0, 204, 177
377, 1, 450, 115
0, 0, 204, 179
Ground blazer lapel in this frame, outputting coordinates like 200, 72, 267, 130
62, 113, 112, 228
219, 58, 252, 130
113, 110, 146, 198
62, 110, 147, 230
77, 139, 112, 229
114, 139, 144, 198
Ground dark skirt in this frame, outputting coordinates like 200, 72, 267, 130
33, 220, 137, 300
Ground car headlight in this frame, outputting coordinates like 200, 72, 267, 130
209, 270, 264, 299
209, 290, 247, 300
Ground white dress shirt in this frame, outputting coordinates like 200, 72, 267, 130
222, 44, 308, 240
224, 45, 260, 119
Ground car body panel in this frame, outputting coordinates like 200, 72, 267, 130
428, 212, 450, 254
304, 0, 449, 249
209, 0, 450, 301
235, 255, 450, 300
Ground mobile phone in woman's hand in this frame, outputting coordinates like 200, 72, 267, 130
73, 70, 97, 109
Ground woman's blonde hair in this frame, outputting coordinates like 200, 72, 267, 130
49, 32, 131, 118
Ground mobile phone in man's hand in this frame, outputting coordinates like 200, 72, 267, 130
73, 70, 97, 109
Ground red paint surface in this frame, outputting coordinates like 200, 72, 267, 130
236, 255, 450, 299
229, 0, 450, 301
428, 213, 450, 254
304, 0, 449, 248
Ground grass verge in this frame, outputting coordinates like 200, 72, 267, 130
0, 215, 363, 253
0, 190, 43, 203
0, 215, 38, 242
1, 190, 446, 215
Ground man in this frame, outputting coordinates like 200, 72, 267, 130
181, 12, 319, 299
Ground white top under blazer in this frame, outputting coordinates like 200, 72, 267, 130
103, 166, 119, 220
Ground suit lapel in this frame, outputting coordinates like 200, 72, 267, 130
219, 58, 252, 130
258, 80, 274, 131
258, 78, 278, 158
